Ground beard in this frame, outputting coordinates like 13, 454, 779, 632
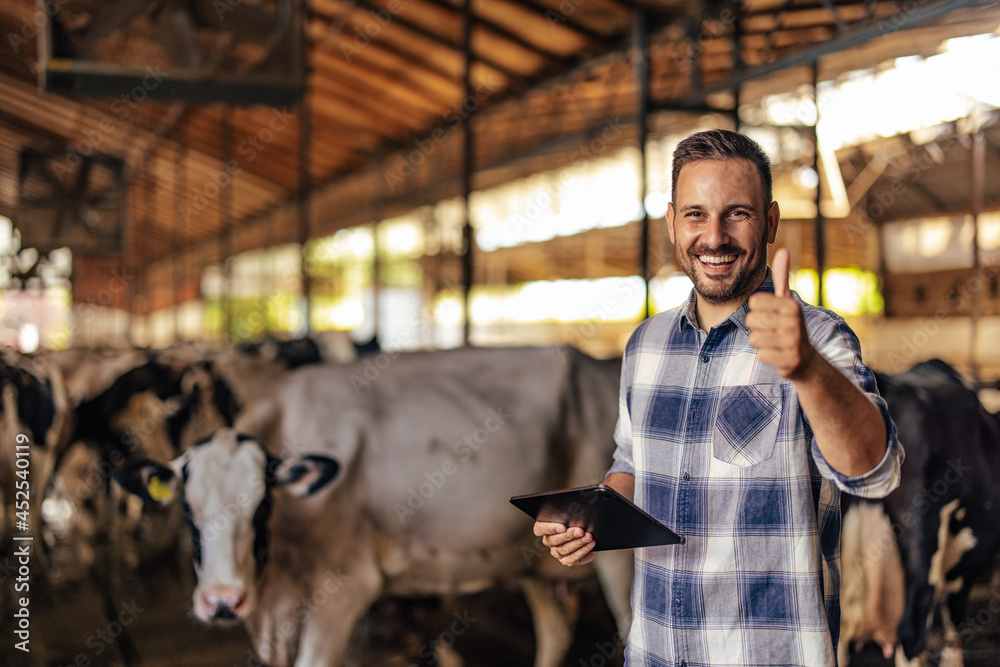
680, 236, 769, 305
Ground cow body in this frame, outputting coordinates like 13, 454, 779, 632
0, 351, 73, 554
840, 360, 1000, 667
119, 346, 630, 667
838, 496, 905, 665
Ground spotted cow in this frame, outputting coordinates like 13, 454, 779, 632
839, 359, 1000, 667
116, 346, 632, 667
0, 350, 73, 553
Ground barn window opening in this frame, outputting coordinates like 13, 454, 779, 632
472, 148, 644, 251
773, 267, 883, 317
885, 217, 975, 273
0, 216, 73, 351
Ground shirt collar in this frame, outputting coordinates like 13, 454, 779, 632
677, 267, 776, 336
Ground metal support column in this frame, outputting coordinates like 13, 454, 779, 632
461, 0, 475, 344
812, 61, 825, 307
221, 108, 235, 343
634, 7, 650, 319
299, 91, 313, 336
970, 130, 985, 383
730, 3, 744, 131
371, 156, 384, 341
124, 168, 142, 347
172, 126, 185, 343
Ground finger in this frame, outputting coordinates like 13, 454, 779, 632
746, 306, 782, 330
553, 536, 596, 566
542, 527, 588, 548
564, 541, 596, 565
547, 529, 592, 552
533, 521, 566, 538
748, 293, 796, 315
772, 247, 790, 299
749, 330, 797, 352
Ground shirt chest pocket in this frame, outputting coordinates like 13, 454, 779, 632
712, 384, 783, 467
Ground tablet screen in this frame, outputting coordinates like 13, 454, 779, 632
510, 483, 682, 551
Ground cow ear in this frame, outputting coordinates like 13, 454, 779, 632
275, 455, 341, 498
115, 459, 178, 506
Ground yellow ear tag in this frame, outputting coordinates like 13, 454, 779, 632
147, 476, 173, 502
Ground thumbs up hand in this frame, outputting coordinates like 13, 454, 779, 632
747, 248, 817, 380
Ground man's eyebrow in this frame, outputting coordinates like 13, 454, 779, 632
677, 203, 758, 212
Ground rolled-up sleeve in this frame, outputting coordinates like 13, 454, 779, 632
811, 396, 902, 498
606, 343, 636, 478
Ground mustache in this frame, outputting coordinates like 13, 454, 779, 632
687, 244, 746, 258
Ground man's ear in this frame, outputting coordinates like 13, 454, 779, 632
275, 455, 341, 498
766, 200, 780, 244
115, 459, 179, 506
666, 202, 676, 244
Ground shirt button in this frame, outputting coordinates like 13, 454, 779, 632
700, 353, 710, 363
674, 597, 681, 607
682, 472, 691, 481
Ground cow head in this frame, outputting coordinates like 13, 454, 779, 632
115, 428, 341, 624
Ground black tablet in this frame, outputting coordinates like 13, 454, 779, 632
510, 483, 682, 551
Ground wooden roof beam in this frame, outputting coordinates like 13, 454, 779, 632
507, 0, 618, 44
0, 77, 284, 200
817, 0, 849, 32
309, 77, 424, 137
312, 50, 447, 118
347, 0, 530, 88
665, 0, 988, 106
308, 12, 469, 103
420, 0, 569, 62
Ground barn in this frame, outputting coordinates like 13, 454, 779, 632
1, 0, 999, 665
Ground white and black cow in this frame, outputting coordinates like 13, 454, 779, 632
40, 346, 150, 407
840, 359, 1000, 667
0, 350, 73, 553
116, 346, 632, 667
48, 335, 361, 572
838, 495, 904, 666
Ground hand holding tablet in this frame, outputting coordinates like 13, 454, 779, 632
511, 484, 683, 552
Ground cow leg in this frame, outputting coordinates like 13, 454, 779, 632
253, 598, 303, 667
894, 576, 934, 667
520, 577, 578, 667
594, 547, 633, 643
433, 643, 465, 667
938, 587, 969, 667
891, 500, 939, 667
292, 563, 382, 667
895, 650, 925, 667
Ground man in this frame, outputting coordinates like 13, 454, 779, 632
535, 129, 902, 666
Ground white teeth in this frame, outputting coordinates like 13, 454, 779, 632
699, 255, 736, 264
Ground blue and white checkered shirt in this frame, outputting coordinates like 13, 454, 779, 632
608, 271, 902, 667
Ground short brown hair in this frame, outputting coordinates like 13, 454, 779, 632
671, 130, 773, 207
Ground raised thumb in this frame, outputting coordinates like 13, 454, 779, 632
772, 247, 790, 298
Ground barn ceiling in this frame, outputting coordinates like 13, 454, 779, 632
836, 112, 1000, 225
1, 0, 999, 307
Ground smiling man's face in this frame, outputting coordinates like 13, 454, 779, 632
667, 158, 779, 314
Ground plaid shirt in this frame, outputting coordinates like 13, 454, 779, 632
608, 271, 902, 667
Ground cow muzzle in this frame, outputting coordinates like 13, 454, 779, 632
196, 586, 249, 624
